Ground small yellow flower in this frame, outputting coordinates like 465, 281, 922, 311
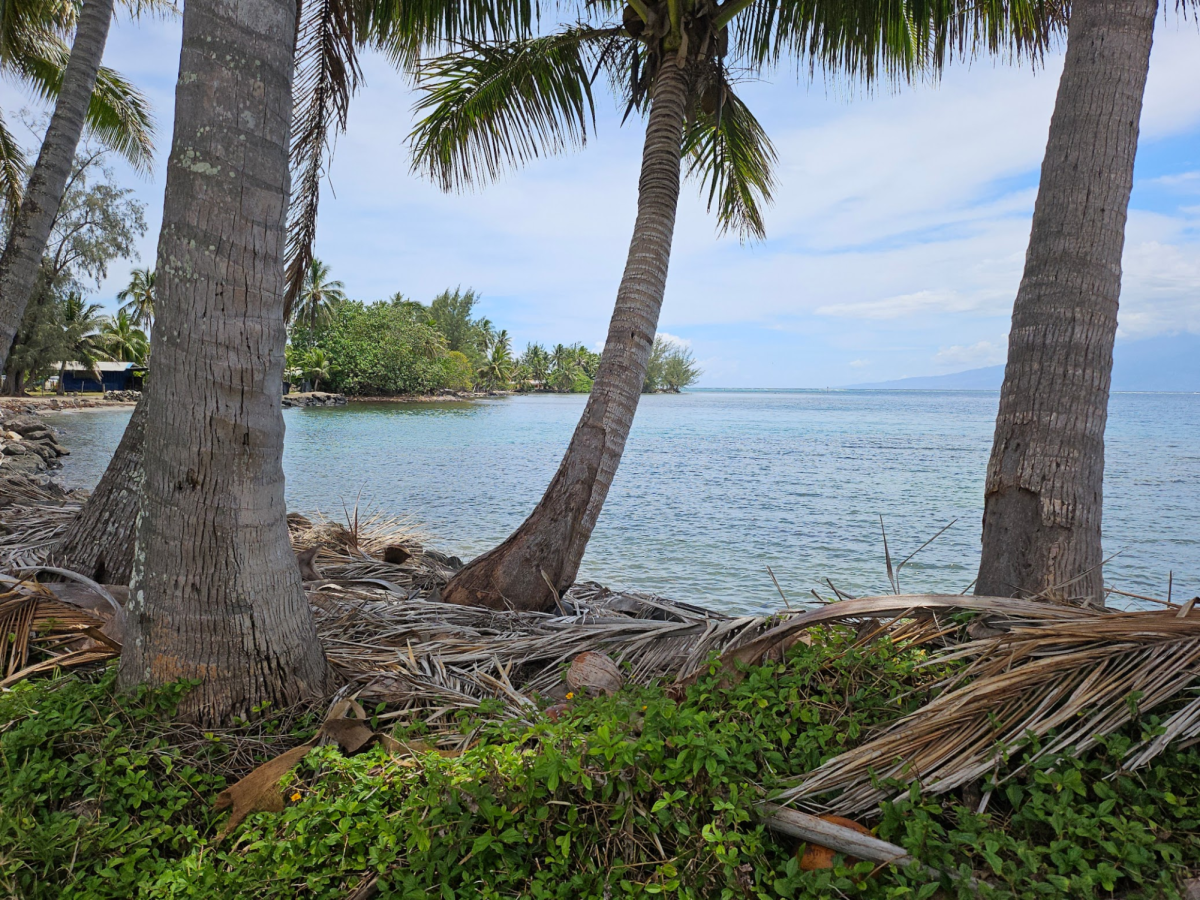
641, 706, 648, 711
290, 792, 301, 802
565, 692, 575, 700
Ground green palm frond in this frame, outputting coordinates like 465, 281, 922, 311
358, 0, 542, 63
732, 0, 1064, 86
284, 0, 362, 315
683, 83, 776, 242
13, 35, 155, 171
410, 27, 621, 192
0, 107, 29, 211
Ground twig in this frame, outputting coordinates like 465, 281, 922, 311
766, 566, 790, 610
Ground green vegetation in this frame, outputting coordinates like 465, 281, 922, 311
645, 336, 701, 393
5, 631, 1199, 900
3, 152, 146, 394
286, 275, 698, 397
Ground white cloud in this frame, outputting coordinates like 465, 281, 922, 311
655, 331, 691, 348
933, 340, 1007, 368
849, 359, 869, 368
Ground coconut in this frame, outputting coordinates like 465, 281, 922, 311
566, 651, 624, 696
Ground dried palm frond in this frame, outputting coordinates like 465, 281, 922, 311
0, 477, 84, 570
0, 581, 117, 686
775, 603, 1200, 816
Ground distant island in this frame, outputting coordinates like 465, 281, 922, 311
846, 333, 1199, 392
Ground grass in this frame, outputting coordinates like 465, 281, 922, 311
2, 628, 1199, 899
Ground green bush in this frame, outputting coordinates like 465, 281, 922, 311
4, 632, 1200, 900
442, 350, 475, 391
290, 301, 449, 396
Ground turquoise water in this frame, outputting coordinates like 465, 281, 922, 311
44, 391, 1200, 613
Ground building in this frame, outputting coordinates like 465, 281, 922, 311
58, 361, 146, 393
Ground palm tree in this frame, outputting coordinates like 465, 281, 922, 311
100, 309, 149, 363
976, 0, 1158, 608
0, 0, 157, 372
116, 267, 155, 329
302, 347, 333, 391
521, 342, 551, 386
290, 257, 346, 330
56, 290, 107, 393
477, 337, 514, 390
116, 0, 329, 724
417, 1, 1061, 611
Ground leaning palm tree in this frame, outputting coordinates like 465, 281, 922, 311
976, 0, 1159, 608
0, 0, 159, 212
116, 266, 155, 329
0, 0, 159, 372
290, 257, 346, 330
416, 0, 1062, 611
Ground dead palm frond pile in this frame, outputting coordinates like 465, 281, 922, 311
0, 579, 118, 688
772, 598, 1200, 816
0, 477, 84, 570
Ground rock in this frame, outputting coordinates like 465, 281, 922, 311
566, 651, 624, 697
4, 431, 21, 442
282, 391, 347, 409
103, 390, 141, 402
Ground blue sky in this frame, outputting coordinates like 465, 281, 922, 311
5, 12, 1200, 387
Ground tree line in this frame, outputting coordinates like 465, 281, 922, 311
0, 0, 1175, 723
285, 270, 700, 395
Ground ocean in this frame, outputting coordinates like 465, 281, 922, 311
44, 389, 1199, 613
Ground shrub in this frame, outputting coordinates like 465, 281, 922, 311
290, 301, 449, 396
442, 350, 475, 391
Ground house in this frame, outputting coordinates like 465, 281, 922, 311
58, 361, 146, 393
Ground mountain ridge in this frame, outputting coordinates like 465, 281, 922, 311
846, 333, 1199, 392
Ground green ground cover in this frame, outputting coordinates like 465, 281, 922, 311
3, 630, 1198, 899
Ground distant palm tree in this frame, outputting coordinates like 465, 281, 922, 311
291, 258, 346, 330
301, 347, 333, 392
521, 342, 550, 385
477, 339, 514, 390
117, 267, 155, 329
101, 309, 149, 363
56, 291, 108, 393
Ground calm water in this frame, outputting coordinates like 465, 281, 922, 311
44, 391, 1200, 613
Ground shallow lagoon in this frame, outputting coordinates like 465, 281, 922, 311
46, 390, 1200, 613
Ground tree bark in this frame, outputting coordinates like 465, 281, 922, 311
440, 58, 692, 612
976, 0, 1156, 608
49, 400, 146, 584
118, 0, 328, 722
0, 0, 115, 371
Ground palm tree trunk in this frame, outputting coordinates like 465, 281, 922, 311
976, 0, 1156, 608
49, 399, 146, 584
0, 0, 115, 371
117, 0, 328, 723
441, 57, 691, 612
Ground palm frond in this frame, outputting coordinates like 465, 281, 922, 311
283, 0, 361, 316
409, 27, 620, 192
683, 82, 776, 242
775, 603, 1200, 815
357, 0, 542, 61
12, 35, 155, 171
733, 0, 1065, 86
0, 107, 29, 213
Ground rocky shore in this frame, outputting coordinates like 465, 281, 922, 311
0, 408, 70, 479
281, 391, 347, 408
0, 391, 141, 416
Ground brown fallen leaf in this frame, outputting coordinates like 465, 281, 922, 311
213, 741, 315, 839
797, 815, 874, 871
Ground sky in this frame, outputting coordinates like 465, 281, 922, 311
5, 12, 1200, 388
